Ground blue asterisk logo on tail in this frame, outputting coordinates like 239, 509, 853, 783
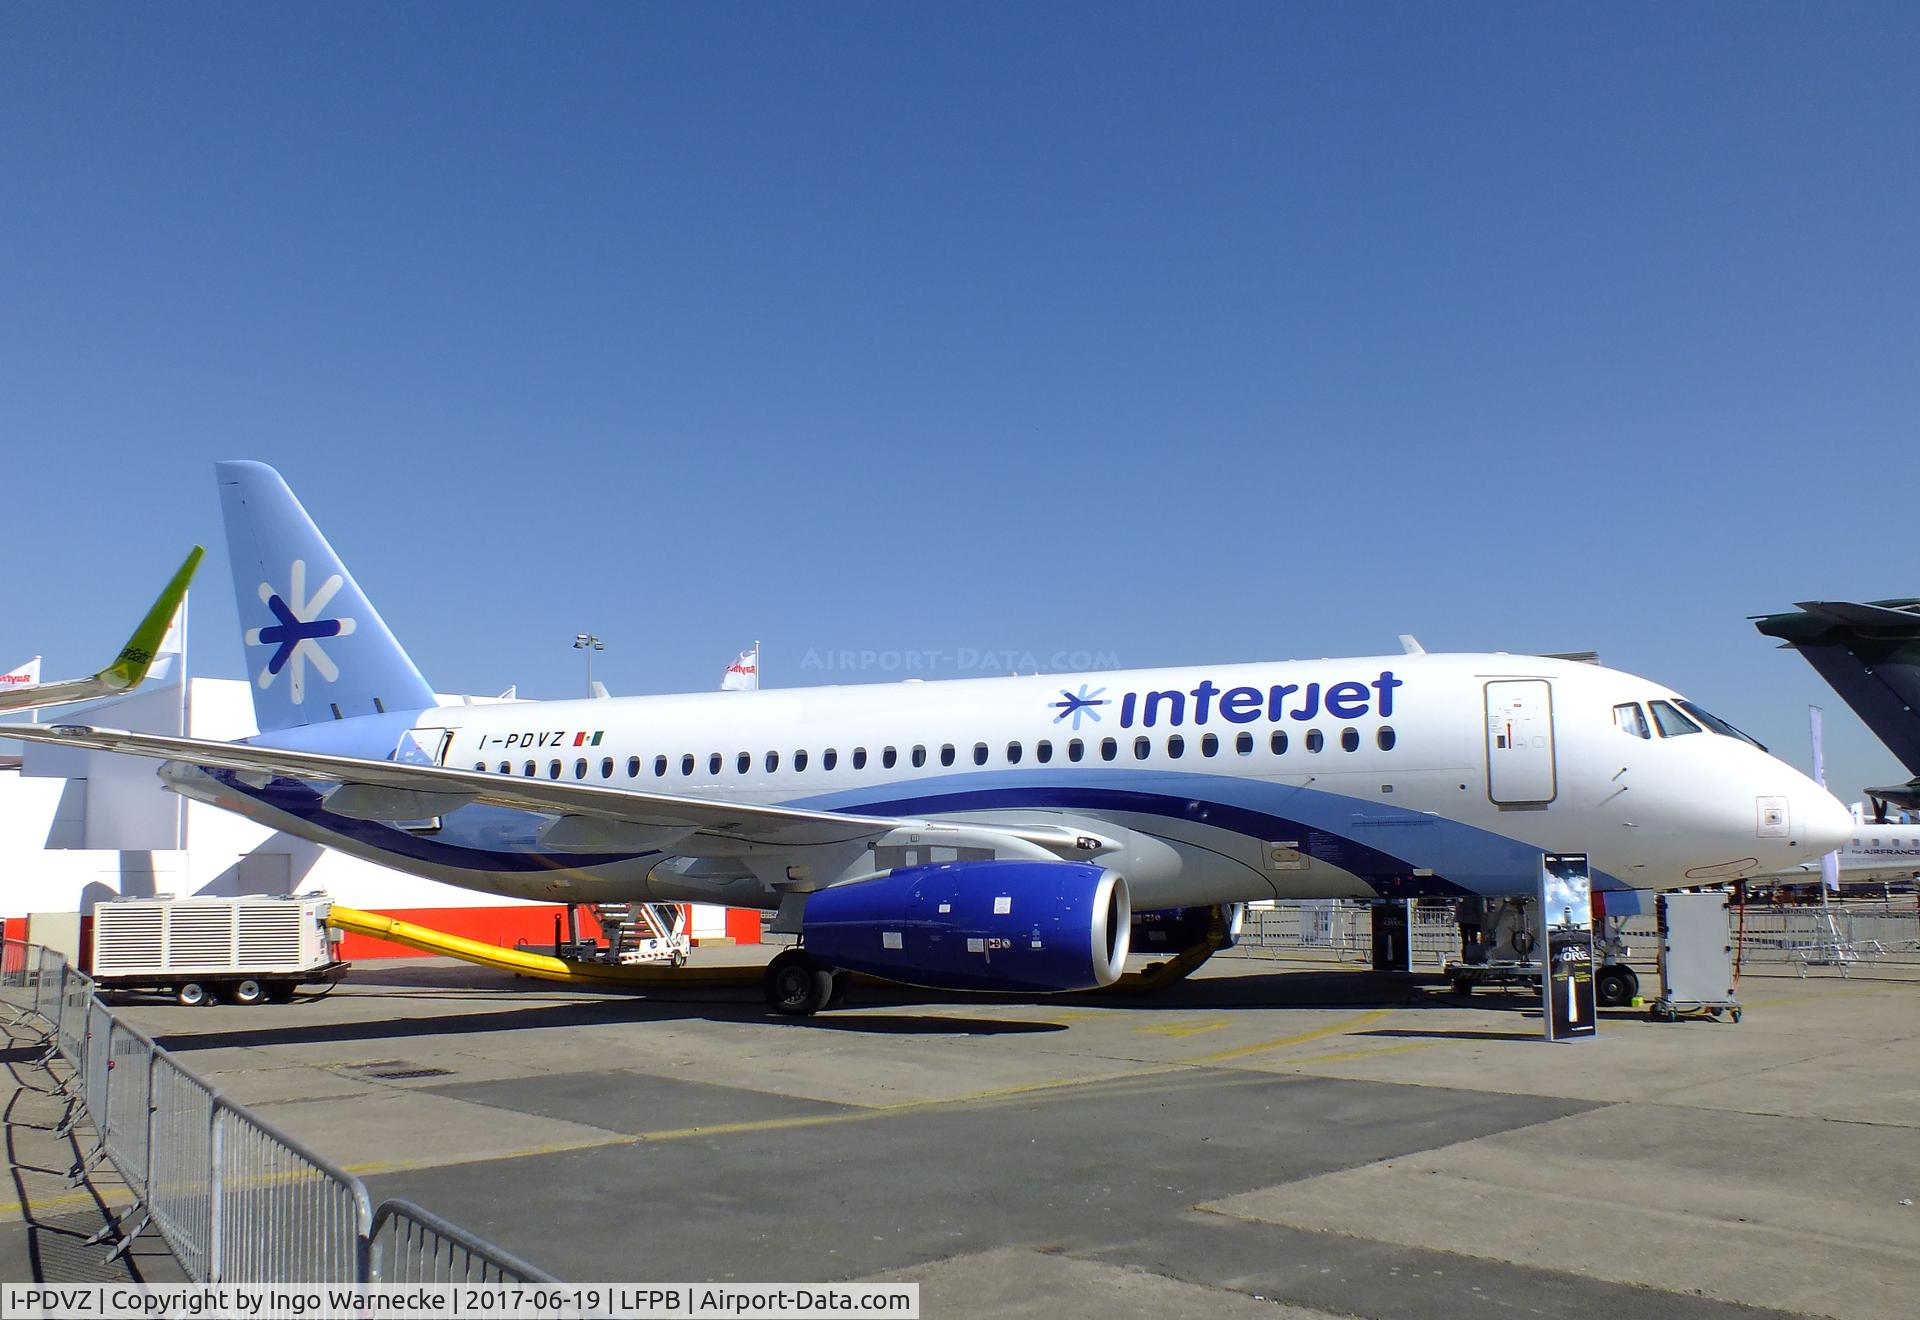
1051, 684, 1109, 730
244, 559, 357, 705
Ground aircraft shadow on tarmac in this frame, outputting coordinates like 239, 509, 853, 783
140, 964, 1472, 1054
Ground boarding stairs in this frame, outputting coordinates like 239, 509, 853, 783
592, 902, 691, 966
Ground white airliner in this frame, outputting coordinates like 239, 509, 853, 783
0, 464, 1850, 1014
1766, 819, 1920, 888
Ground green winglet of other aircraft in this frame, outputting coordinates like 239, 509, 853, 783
0, 545, 205, 715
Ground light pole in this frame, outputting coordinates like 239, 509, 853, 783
573, 632, 604, 694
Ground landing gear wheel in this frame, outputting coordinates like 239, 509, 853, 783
825, 969, 850, 1011
176, 982, 209, 1007
764, 950, 834, 1016
1594, 966, 1633, 1009
231, 979, 266, 1006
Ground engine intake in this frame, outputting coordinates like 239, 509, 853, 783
801, 859, 1131, 993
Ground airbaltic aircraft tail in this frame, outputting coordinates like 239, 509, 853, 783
216, 460, 435, 731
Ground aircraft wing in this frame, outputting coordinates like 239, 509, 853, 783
0, 721, 909, 848
0, 547, 204, 715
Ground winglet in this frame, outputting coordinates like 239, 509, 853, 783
102, 546, 204, 690
0, 546, 204, 715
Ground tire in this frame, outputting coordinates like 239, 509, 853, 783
1450, 975, 1475, 996
1594, 967, 1632, 1009
763, 950, 834, 1016
824, 969, 850, 1011
231, 979, 267, 1006
176, 982, 209, 1007
266, 981, 298, 1003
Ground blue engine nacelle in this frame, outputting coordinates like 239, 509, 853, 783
1131, 903, 1247, 954
801, 859, 1132, 993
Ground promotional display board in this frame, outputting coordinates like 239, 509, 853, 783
1541, 853, 1596, 1041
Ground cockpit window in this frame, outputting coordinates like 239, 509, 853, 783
1677, 700, 1767, 751
1613, 703, 1650, 739
1650, 700, 1702, 738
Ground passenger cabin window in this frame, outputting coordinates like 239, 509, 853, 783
1377, 726, 1396, 751
1341, 728, 1359, 752
765, 751, 779, 772
1100, 737, 1118, 761
823, 749, 838, 771
1305, 730, 1323, 753
737, 752, 751, 774
1067, 739, 1085, 762
498, 761, 510, 774
911, 745, 927, 768
794, 750, 808, 772
1036, 740, 1052, 764
703, 752, 718, 775
680, 754, 695, 776
1235, 732, 1253, 755
853, 747, 868, 770
1167, 734, 1184, 758
940, 744, 955, 767
1613, 703, 1651, 739
1650, 700, 1701, 738
602, 757, 614, 779
1270, 730, 1287, 755
1133, 736, 1150, 760
1201, 733, 1219, 757
524, 760, 536, 776
1007, 741, 1022, 765
574, 758, 588, 779
653, 755, 667, 777
974, 742, 989, 766
882, 746, 897, 769
549, 760, 563, 779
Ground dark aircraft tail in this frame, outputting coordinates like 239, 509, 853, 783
1753, 599, 1920, 812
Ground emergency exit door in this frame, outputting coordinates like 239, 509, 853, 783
1485, 680, 1556, 805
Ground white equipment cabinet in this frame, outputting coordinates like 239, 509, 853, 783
1651, 890, 1741, 1022
91, 894, 347, 1006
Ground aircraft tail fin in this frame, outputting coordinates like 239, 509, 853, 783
1754, 599, 1920, 786
217, 461, 436, 731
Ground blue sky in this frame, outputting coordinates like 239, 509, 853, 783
2, 3, 1916, 799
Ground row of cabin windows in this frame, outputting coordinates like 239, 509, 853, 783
474, 726, 1399, 782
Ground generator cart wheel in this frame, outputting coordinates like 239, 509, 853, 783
231, 979, 267, 1006
266, 981, 298, 1003
1450, 974, 1475, 996
763, 949, 835, 1016
1730, 1008, 1742, 1023
176, 982, 210, 1007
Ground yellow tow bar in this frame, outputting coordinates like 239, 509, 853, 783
324, 905, 747, 987
324, 903, 1229, 994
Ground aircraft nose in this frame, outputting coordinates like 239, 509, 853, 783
1795, 788, 1853, 858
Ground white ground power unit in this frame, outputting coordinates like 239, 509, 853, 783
91, 894, 348, 1006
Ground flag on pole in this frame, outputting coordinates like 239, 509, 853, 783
721, 643, 759, 692
1810, 705, 1840, 892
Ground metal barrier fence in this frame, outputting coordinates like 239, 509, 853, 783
370, 1199, 553, 1283
1229, 897, 1920, 972
1, 937, 551, 1283
1232, 900, 1463, 968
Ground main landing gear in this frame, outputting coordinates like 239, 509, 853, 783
763, 949, 848, 1017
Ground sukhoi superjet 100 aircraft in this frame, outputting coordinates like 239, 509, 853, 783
2, 464, 1850, 1014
